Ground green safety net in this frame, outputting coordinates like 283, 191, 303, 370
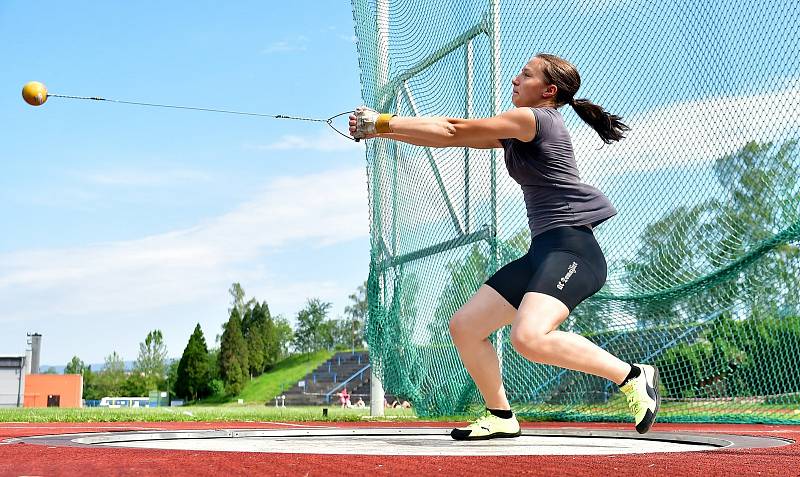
351, 0, 800, 423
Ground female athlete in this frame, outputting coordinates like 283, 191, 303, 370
350, 53, 660, 440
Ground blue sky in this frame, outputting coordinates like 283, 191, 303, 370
0, 1, 367, 365
2, 1, 798, 367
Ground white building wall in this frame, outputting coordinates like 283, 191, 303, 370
0, 357, 26, 407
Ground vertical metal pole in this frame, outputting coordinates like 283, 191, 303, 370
391, 130, 398, 254
464, 40, 474, 235
16, 363, 23, 407
488, 0, 505, 376
370, 0, 389, 417
489, 0, 501, 270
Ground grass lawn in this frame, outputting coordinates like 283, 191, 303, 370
1, 401, 797, 424
0, 405, 420, 423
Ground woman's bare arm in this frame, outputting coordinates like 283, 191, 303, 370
352, 108, 537, 148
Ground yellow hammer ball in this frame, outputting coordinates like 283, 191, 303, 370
22, 81, 48, 106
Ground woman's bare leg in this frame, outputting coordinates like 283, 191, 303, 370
449, 285, 518, 410
510, 292, 630, 384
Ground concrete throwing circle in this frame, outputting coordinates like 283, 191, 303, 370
13, 427, 792, 456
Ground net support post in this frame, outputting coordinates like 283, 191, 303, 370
369, 364, 385, 417
370, 0, 390, 418
488, 0, 504, 376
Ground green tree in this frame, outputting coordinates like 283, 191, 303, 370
293, 299, 333, 353
229, 282, 256, 322
165, 359, 179, 401
259, 306, 280, 369
344, 281, 368, 350
133, 329, 168, 392
428, 228, 530, 344
242, 302, 267, 376
709, 140, 800, 317
96, 352, 126, 397
174, 324, 211, 401
621, 140, 800, 328
82, 366, 101, 400
568, 295, 613, 335
64, 356, 85, 375
224, 284, 292, 370
120, 372, 148, 397
429, 244, 491, 343
219, 309, 249, 395
273, 315, 294, 360
622, 204, 706, 327
328, 315, 362, 351
247, 321, 267, 376
206, 347, 220, 381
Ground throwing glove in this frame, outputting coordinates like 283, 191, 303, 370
352, 106, 395, 139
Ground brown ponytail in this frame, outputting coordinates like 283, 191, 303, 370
569, 98, 630, 144
537, 53, 630, 144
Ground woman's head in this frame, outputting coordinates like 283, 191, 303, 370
513, 53, 630, 144
511, 54, 577, 108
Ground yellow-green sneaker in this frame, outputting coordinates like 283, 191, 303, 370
620, 364, 661, 434
450, 410, 522, 441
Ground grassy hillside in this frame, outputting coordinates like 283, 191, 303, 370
236, 350, 335, 404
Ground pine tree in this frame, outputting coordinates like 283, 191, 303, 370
259, 302, 280, 369
175, 324, 210, 401
243, 303, 265, 377
219, 308, 249, 395
247, 325, 266, 376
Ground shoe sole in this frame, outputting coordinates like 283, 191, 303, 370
452, 430, 522, 441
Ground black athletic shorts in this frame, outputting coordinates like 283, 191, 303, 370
485, 225, 607, 311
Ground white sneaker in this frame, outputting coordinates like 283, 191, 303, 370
450, 410, 521, 440
620, 364, 661, 434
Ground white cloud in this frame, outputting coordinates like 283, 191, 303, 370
22, 186, 103, 210
571, 84, 800, 175
0, 167, 369, 321
7, 85, 795, 326
263, 35, 309, 54
389, 83, 800, 231
249, 129, 364, 152
247, 278, 351, 321
357, 84, 800, 248
77, 169, 212, 187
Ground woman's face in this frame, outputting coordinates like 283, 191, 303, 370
511, 57, 555, 107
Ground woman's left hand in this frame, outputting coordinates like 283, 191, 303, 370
350, 106, 380, 139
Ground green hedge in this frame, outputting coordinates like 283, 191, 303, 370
655, 315, 800, 400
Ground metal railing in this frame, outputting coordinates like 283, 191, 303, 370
324, 364, 371, 403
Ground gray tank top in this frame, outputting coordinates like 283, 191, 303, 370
500, 107, 617, 238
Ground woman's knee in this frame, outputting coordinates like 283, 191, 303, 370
449, 286, 516, 344
448, 310, 472, 343
449, 309, 488, 344
510, 327, 551, 361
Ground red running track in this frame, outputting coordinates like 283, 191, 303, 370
0, 421, 798, 477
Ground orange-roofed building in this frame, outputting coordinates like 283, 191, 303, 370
24, 374, 83, 408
